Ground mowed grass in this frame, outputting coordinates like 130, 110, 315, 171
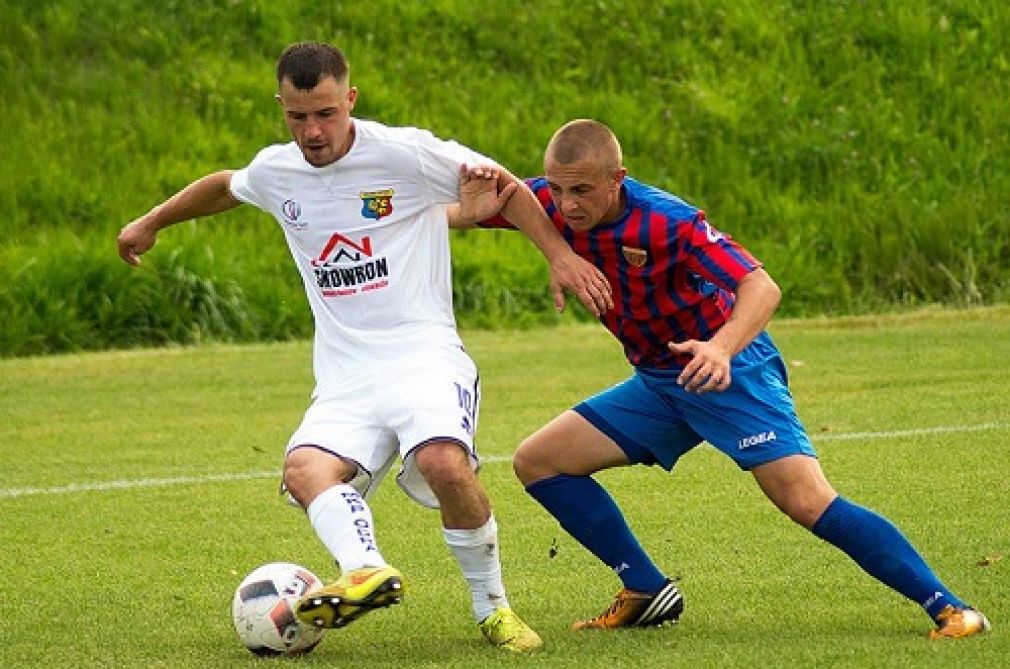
1, 308, 1008, 668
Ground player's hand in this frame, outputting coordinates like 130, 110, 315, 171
668, 339, 732, 393
456, 164, 517, 226
549, 253, 613, 317
117, 217, 158, 266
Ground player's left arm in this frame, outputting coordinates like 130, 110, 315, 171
700, 267, 781, 358
669, 268, 781, 393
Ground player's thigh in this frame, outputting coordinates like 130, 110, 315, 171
666, 346, 815, 470
379, 347, 481, 508
284, 392, 398, 500
517, 374, 701, 483
514, 409, 629, 484
382, 346, 480, 455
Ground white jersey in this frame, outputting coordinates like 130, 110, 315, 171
230, 119, 495, 396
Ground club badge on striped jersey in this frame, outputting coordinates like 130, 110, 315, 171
622, 246, 648, 267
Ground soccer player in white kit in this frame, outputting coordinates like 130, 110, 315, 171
117, 41, 613, 652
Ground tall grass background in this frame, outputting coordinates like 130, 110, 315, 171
1, 0, 1008, 356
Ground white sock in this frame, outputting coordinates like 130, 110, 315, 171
443, 515, 509, 622
306, 484, 387, 573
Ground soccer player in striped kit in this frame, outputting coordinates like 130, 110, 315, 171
451, 119, 989, 639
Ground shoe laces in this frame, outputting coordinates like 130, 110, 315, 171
588, 591, 631, 623
483, 610, 514, 637
935, 605, 957, 623
485, 611, 504, 629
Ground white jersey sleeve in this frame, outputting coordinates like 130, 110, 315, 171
409, 128, 501, 204
229, 144, 288, 209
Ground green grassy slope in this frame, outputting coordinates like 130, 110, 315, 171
2, 0, 1008, 355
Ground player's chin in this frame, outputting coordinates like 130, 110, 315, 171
564, 216, 595, 232
301, 145, 331, 166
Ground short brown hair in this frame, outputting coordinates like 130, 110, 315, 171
276, 42, 349, 90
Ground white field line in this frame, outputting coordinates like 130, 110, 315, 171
2, 422, 1007, 499
814, 421, 1009, 441
0, 472, 280, 499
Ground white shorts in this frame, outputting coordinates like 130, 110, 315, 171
285, 345, 481, 508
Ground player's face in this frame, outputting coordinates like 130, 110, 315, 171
544, 157, 626, 232
277, 75, 358, 167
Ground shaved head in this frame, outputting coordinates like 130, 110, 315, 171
542, 119, 628, 231
545, 119, 623, 174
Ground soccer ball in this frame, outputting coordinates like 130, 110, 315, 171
232, 562, 325, 656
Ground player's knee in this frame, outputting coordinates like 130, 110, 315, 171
282, 459, 313, 507
283, 446, 352, 507
414, 442, 472, 489
780, 495, 833, 529
513, 436, 549, 487
512, 446, 532, 484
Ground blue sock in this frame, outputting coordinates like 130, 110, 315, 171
525, 474, 666, 594
811, 496, 964, 620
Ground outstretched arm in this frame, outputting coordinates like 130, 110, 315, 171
501, 176, 613, 316
451, 164, 613, 317
668, 268, 781, 393
117, 170, 241, 266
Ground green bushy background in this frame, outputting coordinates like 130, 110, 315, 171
2, 0, 1007, 356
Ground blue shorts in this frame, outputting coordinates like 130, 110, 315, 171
574, 332, 815, 471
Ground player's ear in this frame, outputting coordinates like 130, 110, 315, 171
612, 166, 627, 190
347, 86, 358, 109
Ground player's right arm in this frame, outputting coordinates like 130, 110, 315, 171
448, 164, 612, 316
117, 170, 241, 266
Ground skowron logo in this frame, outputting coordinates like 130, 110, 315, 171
311, 233, 389, 298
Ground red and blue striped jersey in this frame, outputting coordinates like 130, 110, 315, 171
484, 176, 761, 368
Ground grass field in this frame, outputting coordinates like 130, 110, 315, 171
1, 308, 1007, 667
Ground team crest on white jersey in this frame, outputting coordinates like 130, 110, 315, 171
360, 189, 394, 220
311, 233, 390, 298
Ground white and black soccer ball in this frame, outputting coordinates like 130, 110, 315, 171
232, 562, 325, 656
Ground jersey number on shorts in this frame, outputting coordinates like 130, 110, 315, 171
455, 382, 476, 436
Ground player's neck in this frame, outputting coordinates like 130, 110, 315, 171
602, 186, 628, 224
333, 119, 357, 161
